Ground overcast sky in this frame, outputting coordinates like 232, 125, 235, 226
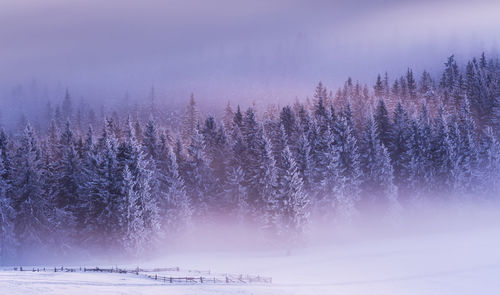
1, 0, 499, 107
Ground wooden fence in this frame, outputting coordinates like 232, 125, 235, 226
13, 266, 272, 284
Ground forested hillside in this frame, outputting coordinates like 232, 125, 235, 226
1, 54, 500, 263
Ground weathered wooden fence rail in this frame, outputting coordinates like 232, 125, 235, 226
12, 265, 272, 284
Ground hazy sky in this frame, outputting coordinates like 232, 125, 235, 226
1, 0, 500, 107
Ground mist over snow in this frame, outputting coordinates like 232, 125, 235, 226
1, 1, 500, 294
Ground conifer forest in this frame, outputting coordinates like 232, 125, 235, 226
1, 53, 500, 264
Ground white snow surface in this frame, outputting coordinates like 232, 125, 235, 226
2, 209, 500, 294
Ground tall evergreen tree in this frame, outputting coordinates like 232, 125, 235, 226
12, 124, 51, 256
181, 94, 200, 144
0, 134, 16, 264
275, 145, 309, 243
374, 99, 392, 148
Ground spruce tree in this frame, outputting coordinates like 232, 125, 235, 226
181, 94, 199, 144
12, 124, 51, 256
0, 135, 16, 264
276, 145, 309, 243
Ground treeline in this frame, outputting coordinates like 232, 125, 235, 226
1, 53, 500, 263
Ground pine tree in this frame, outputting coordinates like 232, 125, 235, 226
121, 165, 146, 255
53, 121, 81, 239
406, 68, 417, 101
360, 116, 399, 212
332, 114, 362, 221
295, 127, 313, 192
374, 99, 392, 148
276, 145, 309, 243
374, 74, 384, 98
225, 165, 249, 224
202, 117, 230, 196
223, 101, 234, 132
389, 102, 412, 200
62, 89, 73, 121
185, 127, 213, 219
313, 82, 328, 112
158, 140, 191, 236
81, 120, 122, 249
455, 99, 479, 195
181, 93, 200, 144
280, 106, 299, 146
392, 79, 400, 98
406, 105, 434, 201
0, 132, 16, 264
478, 127, 500, 196
12, 124, 51, 256
430, 107, 454, 194
143, 118, 159, 161
440, 55, 463, 108
117, 118, 160, 252
259, 133, 279, 229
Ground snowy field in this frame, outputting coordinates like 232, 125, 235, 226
2, 216, 500, 295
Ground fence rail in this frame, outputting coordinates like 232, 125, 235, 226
12, 265, 272, 284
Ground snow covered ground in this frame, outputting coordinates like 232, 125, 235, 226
2, 207, 500, 294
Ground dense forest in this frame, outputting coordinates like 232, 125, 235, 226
1, 53, 500, 263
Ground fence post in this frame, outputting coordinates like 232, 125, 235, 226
226, 276, 229, 283
155, 274, 157, 280
170, 277, 172, 283
200, 277, 203, 283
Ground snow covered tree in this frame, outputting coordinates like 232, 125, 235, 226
184, 126, 213, 219
117, 118, 160, 253
374, 99, 392, 148
275, 145, 309, 243
62, 89, 73, 121
80, 120, 122, 250
181, 93, 200, 144
360, 116, 399, 212
0, 131, 16, 264
454, 99, 479, 195
143, 118, 159, 161
12, 124, 51, 256
295, 127, 313, 192
406, 105, 434, 201
430, 107, 454, 194
223, 101, 234, 132
53, 121, 81, 241
478, 127, 500, 197
3, 52, 500, 259
406, 68, 417, 101
374, 74, 384, 98
331, 114, 362, 221
225, 165, 249, 224
389, 102, 412, 199
157, 133, 192, 235
313, 82, 328, 112
201, 117, 230, 199
121, 165, 146, 255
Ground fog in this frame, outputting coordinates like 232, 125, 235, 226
1, 0, 500, 115
16, 199, 500, 266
